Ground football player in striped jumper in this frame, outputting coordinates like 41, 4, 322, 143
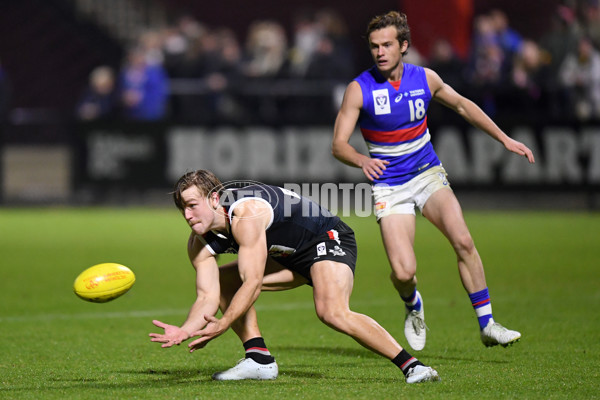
332, 11, 534, 351
150, 169, 440, 384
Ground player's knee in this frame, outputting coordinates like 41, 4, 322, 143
315, 304, 348, 329
452, 233, 476, 256
389, 262, 416, 283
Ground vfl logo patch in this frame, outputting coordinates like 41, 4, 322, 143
373, 89, 391, 115
316, 242, 327, 256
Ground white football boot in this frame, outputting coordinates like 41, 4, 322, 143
404, 291, 426, 351
212, 358, 278, 381
405, 365, 441, 384
480, 320, 521, 347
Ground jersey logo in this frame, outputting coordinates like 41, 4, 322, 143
395, 94, 403, 103
373, 89, 391, 115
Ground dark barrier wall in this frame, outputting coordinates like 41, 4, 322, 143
74, 122, 600, 191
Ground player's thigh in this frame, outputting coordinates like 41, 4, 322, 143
310, 260, 354, 314
379, 213, 417, 266
422, 187, 471, 242
219, 258, 307, 291
262, 258, 308, 291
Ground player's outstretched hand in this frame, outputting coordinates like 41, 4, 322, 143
149, 319, 190, 348
188, 315, 228, 353
504, 137, 535, 163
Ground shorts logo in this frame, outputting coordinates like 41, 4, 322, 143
329, 245, 346, 257
327, 229, 340, 245
373, 89, 391, 115
437, 172, 448, 186
375, 201, 387, 211
316, 242, 327, 256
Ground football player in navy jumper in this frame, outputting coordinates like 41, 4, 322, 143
332, 11, 534, 351
149, 169, 440, 383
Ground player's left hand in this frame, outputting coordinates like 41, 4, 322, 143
188, 315, 228, 352
504, 138, 535, 163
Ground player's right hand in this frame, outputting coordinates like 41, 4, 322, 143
149, 319, 190, 348
361, 157, 389, 181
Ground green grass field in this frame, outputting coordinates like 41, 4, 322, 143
0, 208, 598, 399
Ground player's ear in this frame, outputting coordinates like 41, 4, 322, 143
209, 191, 220, 209
400, 40, 409, 53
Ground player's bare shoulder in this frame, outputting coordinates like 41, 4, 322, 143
424, 67, 445, 95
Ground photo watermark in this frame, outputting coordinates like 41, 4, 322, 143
207, 180, 377, 219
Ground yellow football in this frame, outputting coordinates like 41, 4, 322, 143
73, 263, 135, 303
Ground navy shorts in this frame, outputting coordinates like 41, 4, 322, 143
280, 220, 357, 285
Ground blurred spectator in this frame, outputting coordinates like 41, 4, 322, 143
139, 29, 165, 66
242, 20, 288, 78
581, 0, 600, 49
489, 9, 523, 59
119, 47, 169, 121
428, 39, 467, 92
426, 39, 467, 125
289, 10, 322, 77
559, 35, 600, 120
0, 59, 11, 123
467, 14, 507, 116
539, 4, 581, 115
76, 66, 118, 121
501, 40, 552, 122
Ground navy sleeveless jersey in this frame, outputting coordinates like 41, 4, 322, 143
354, 64, 441, 186
198, 185, 341, 265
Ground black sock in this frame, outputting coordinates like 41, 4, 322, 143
391, 349, 424, 376
243, 337, 275, 365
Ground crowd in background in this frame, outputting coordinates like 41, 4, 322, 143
74, 0, 600, 126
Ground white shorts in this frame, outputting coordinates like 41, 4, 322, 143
372, 165, 451, 220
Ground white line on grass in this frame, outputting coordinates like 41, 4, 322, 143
0, 299, 392, 323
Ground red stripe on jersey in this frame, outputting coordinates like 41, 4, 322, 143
361, 117, 427, 144
327, 231, 335, 240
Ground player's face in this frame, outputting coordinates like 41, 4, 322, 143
368, 26, 407, 73
180, 186, 219, 235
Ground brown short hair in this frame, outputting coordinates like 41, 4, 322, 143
366, 11, 411, 55
172, 170, 224, 210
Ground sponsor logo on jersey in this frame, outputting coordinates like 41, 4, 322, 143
395, 94, 403, 103
372, 89, 391, 115
409, 89, 425, 96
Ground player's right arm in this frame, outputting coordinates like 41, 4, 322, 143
149, 232, 221, 348
332, 80, 389, 181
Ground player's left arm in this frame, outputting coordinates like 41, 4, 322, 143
187, 200, 270, 351
425, 68, 535, 163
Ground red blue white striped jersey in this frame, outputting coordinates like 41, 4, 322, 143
355, 63, 441, 186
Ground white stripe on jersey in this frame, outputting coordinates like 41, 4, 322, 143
366, 130, 430, 156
